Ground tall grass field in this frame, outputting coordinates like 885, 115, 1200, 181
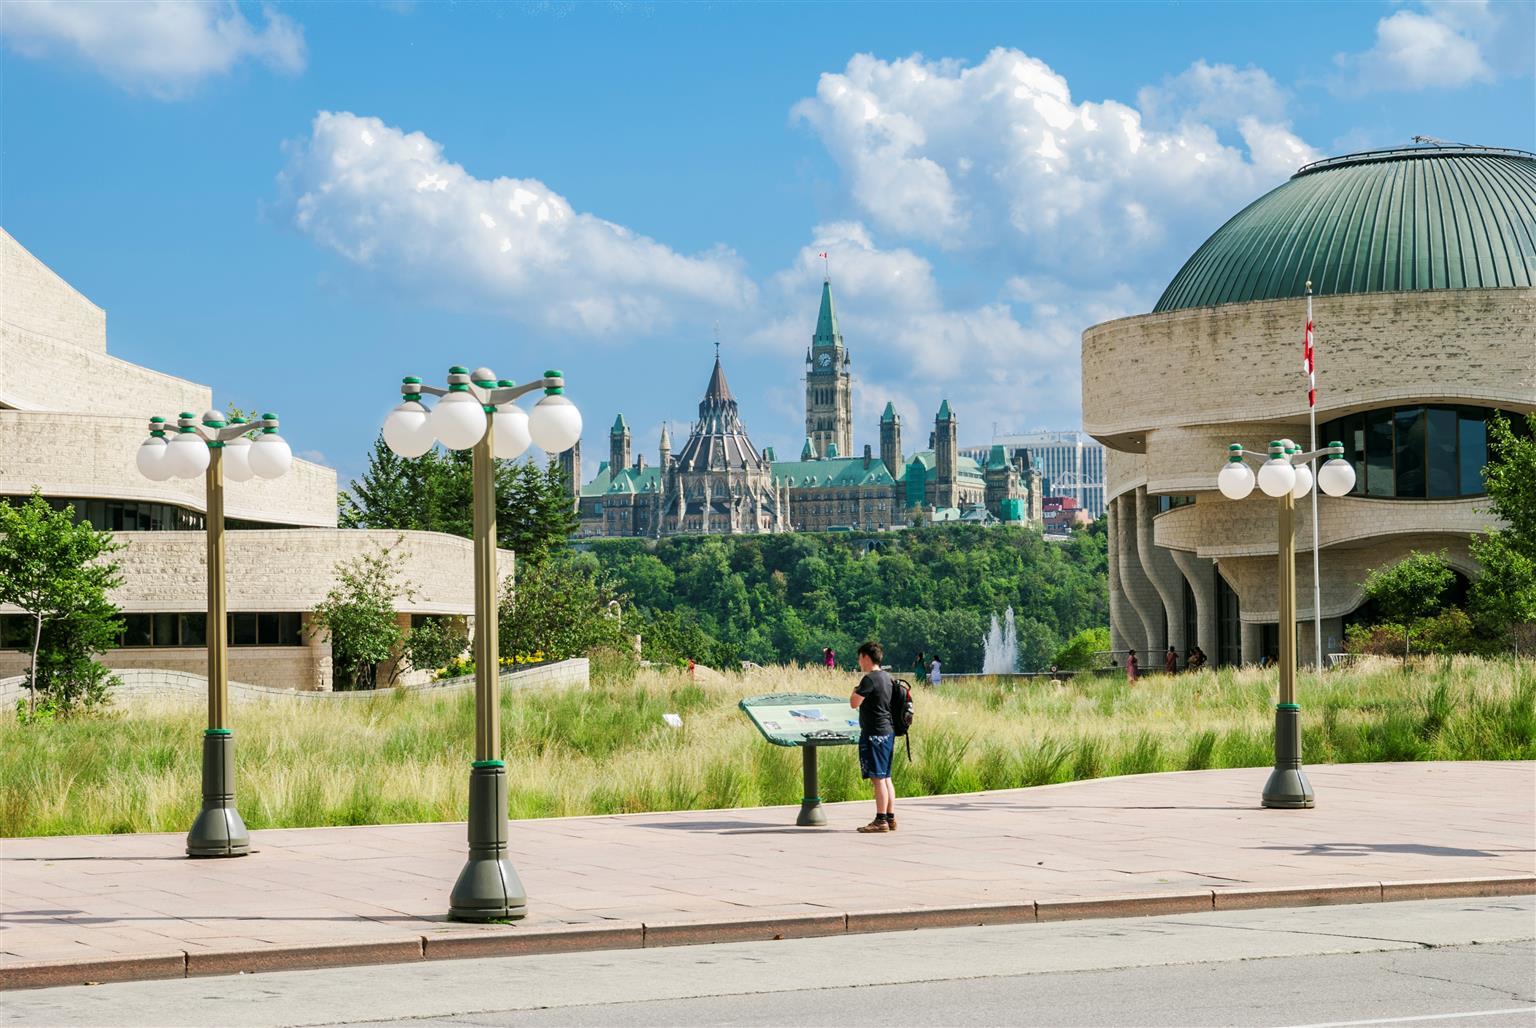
3, 657, 1531, 837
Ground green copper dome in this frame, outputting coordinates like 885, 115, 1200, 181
1153, 145, 1536, 313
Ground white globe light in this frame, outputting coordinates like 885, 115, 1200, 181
1291, 461, 1314, 499
136, 437, 174, 481
168, 433, 210, 479
1217, 461, 1255, 500
1257, 458, 1297, 497
493, 402, 532, 459
431, 391, 488, 450
223, 437, 255, 483
383, 400, 435, 458
1318, 457, 1357, 497
528, 392, 583, 453
249, 433, 293, 479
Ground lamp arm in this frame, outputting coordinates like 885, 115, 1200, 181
487, 377, 561, 405
211, 419, 275, 443
1290, 447, 1335, 464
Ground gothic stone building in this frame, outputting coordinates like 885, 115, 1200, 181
574, 280, 1039, 537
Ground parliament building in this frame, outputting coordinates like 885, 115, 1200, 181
572, 282, 1041, 537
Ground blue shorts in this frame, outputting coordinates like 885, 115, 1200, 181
859, 733, 895, 780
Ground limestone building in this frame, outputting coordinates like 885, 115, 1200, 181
576, 280, 1040, 536
1080, 145, 1536, 666
0, 229, 500, 691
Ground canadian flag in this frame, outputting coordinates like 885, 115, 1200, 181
817, 251, 828, 259
1302, 319, 1316, 408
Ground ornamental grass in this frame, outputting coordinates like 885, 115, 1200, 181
2, 656, 1531, 837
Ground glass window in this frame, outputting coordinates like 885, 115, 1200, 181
1365, 411, 1395, 497
1427, 408, 1458, 497
179, 613, 207, 648
1458, 412, 1487, 496
121, 614, 152, 647
1, 615, 32, 649
230, 613, 259, 646
1394, 408, 1426, 498
257, 613, 281, 645
152, 613, 179, 647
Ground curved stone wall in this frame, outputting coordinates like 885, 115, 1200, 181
0, 412, 337, 527
1083, 285, 1534, 667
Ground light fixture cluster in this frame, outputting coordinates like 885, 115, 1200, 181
381, 366, 582, 459
137, 411, 293, 483
1217, 439, 1357, 501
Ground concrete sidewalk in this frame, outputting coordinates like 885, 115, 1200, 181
3, 761, 1532, 989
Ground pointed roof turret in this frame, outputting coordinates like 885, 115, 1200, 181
827, 442, 840, 458
813, 280, 841, 346
611, 413, 629, 434
880, 401, 898, 424
704, 355, 734, 404
937, 399, 953, 421
988, 444, 1009, 469
659, 422, 671, 447
801, 437, 815, 460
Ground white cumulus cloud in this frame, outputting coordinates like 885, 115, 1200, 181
1, 0, 305, 99
749, 222, 1133, 446
1332, 1, 1533, 94
275, 111, 757, 336
793, 49, 1317, 279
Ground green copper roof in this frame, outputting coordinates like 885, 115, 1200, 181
937, 399, 953, 421
611, 413, 628, 434
987, 444, 1009, 469
1154, 145, 1536, 313
801, 437, 815, 459
880, 401, 898, 424
772, 456, 896, 489
580, 461, 662, 497
813, 280, 841, 345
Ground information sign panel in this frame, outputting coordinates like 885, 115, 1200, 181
739, 693, 859, 748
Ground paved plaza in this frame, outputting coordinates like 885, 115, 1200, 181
2, 761, 1532, 989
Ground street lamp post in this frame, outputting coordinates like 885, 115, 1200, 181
1216, 438, 1356, 808
136, 410, 293, 856
380, 366, 582, 921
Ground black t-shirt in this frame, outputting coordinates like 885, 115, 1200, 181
854, 669, 894, 735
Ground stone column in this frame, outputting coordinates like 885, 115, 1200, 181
1170, 549, 1218, 660
1135, 488, 1186, 656
1108, 497, 1128, 655
1241, 620, 1262, 666
1113, 493, 1162, 656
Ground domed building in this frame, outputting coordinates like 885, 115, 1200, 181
1081, 145, 1536, 666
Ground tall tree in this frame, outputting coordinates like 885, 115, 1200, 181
1471, 412, 1536, 639
0, 491, 123, 716
309, 542, 414, 689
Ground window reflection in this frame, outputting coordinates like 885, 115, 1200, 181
1320, 406, 1518, 500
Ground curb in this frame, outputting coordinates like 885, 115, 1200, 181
3, 874, 1532, 991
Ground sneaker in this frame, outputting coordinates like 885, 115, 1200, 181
856, 819, 891, 833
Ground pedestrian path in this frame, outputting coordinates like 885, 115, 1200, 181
2, 761, 1531, 988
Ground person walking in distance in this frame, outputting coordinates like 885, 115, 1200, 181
850, 641, 897, 833
1165, 646, 1178, 675
913, 650, 926, 684
928, 654, 942, 689
823, 647, 836, 669
1126, 648, 1138, 682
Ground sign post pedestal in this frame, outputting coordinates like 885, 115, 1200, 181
797, 747, 826, 827
739, 693, 858, 827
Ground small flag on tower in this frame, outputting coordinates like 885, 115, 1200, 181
817, 252, 828, 259
1302, 318, 1315, 408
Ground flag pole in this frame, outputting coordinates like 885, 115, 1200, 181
1307, 281, 1323, 672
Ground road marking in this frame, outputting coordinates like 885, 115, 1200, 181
1284, 1007, 1536, 1027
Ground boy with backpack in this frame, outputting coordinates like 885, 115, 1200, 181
850, 641, 913, 833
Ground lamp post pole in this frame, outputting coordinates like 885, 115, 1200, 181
1216, 439, 1355, 809
380, 366, 582, 921
136, 410, 293, 856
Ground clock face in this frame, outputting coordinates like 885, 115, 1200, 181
817, 353, 832, 368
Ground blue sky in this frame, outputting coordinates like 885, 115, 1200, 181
4, 1, 1532, 485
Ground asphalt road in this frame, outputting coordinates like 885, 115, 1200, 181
4, 898, 1533, 1028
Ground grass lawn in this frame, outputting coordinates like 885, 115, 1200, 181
2, 657, 1531, 837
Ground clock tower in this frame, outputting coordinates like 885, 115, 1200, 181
804, 279, 852, 459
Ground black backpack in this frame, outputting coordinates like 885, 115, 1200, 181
889, 677, 915, 759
